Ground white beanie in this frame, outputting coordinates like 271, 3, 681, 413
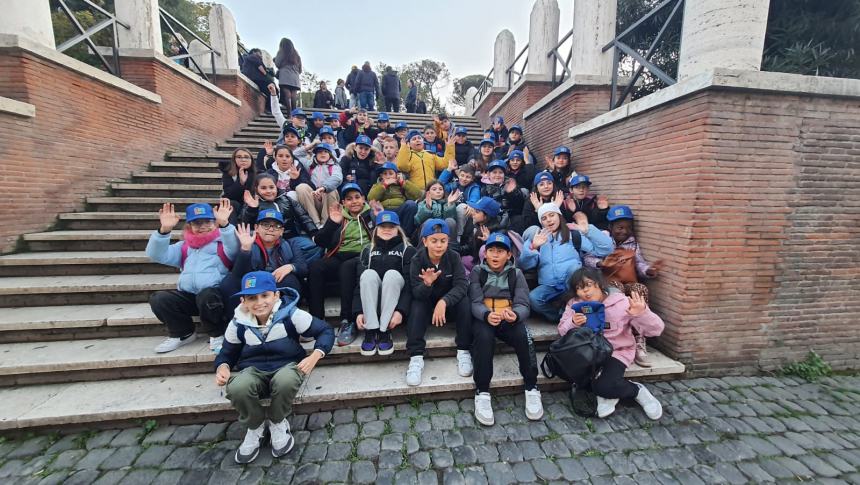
537, 203, 562, 221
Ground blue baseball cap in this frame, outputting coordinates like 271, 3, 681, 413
479, 137, 495, 147
553, 146, 571, 157
487, 160, 507, 172
569, 174, 591, 187
256, 209, 284, 223
508, 150, 524, 161
379, 161, 398, 173
340, 182, 363, 198
290, 108, 306, 118
485, 232, 511, 251
233, 271, 280, 297
318, 126, 335, 137
395, 121, 408, 130
607, 205, 634, 222
282, 124, 300, 138
375, 210, 400, 226
185, 203, 214, 222
420, 218, 450, 238
455, 127, 468, 136
509, 124, 523, 134
355, 134, 372, 147
533, 171, 554, 187
313, 142, 336, 156
311, 111, 325, 120
377, 112, 390, 121
467, 196, 501, 218
493, 115, 504, 124
406, 129, 423, 142
325, 112, 338, 121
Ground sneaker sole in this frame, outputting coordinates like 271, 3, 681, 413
271, 435, 295, 457
154, 334, 197, 354
474, 413, 495, 426
360, 348, 377, 356
234, 446, 260, 464
377, 346, 394, 356
526, 409, 544, 421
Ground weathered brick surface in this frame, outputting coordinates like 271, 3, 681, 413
0, 49, 263, 252
489, 81, 554, 130
472, 91, 505, 130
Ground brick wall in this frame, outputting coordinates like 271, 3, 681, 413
489, 81, 554, 130
472, 91, 505, 130
561, 88, 860, 375
0, 49, 263, 252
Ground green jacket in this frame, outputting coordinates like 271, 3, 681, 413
367, 180, 423, 209
415, 199, 456, 225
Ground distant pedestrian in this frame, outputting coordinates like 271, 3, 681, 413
313, 81, 334, 109
334, 79, 348, 109
381, 66, 402, 112
405, 79, 417, 113
274, 38, 302, 114
355, 61, 381, 111
345, 65, 360, 108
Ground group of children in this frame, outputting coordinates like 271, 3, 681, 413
144, 88, 668, 463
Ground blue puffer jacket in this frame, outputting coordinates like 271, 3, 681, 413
249, 237, 309, 278
215, 288, 335, 372
519, 225, 615, 290
438, 169, 481, 204
146, 226, 239, 294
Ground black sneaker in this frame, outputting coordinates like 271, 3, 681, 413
360, 329, 378, 356
336, 319, 357, 346
377, 330, 394, 355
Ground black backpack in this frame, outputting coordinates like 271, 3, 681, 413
540, 326, 613, 385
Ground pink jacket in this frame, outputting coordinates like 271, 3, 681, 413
558, 291, 664, 367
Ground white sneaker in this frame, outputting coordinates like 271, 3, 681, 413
634, 383, 663, 420
406, 356, 424, 386
268, 419, 294, 457
234, 422, 265, 464
596, 396, 619, 418
524, 388, 544, 421
154, 333, 196, 353
209, 336, 224, 353
474, 392, 494, 426
456, 350, 473, 377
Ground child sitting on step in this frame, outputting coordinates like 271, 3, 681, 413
558, 267, 664, 421
264, 145, 313, 196
295, 143, 343, 227
366, 162, 421, 236
353, 211, 417, 357
147, 200, 238, 354
470, 233, 543, 426
438, 161, 481, 238
544, 146, 575, 193
219, 148, 256, 224
414, 181, 458, 240
565, 175, 610, 231
397, 130, 454, 191
215, 271, 334, 464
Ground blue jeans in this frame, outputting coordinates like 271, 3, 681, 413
359, 91, 376, 110
529, 284, 567, 321
395, 200, 418, 236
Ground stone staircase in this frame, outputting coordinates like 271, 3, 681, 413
0, 108, 684, 432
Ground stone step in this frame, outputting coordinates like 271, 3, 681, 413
59, 212, 180, 231
0, 349, 683, 430
256, 109, 481, 125
87, 197, 220, 212
23, 229, 180, 251
149, 161, 214, 171
0, 250, 171, 276
132, 171, 221, 185
0, 273, 178, 307
110, 183, 222, 198
0, 326, 562, 386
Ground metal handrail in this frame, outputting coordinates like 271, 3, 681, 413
51, 0, 130, 76
506, 43, 529, 87
471, 67, 495, 108
602, 0, 684, 109
548, 28, 574, 87
158, 6, 221, 83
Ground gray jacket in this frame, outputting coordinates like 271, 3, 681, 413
469, 263, 530, 324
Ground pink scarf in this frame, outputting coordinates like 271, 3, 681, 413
183, 226, 220, 249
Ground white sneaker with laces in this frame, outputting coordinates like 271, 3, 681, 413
596, 396, 619, 418
268, 419, 294, 457
474, 392, 494, 426
234, 422, 265, 464
456, 350, 473, 377
634, 383, 663, 420
634, 336, 652, 367
154, 333, 196, 353
406, 356, 424, 386
209, 336, 224, 353
524, 389, 544, 420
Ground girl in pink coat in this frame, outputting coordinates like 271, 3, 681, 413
558, 267, 665, 420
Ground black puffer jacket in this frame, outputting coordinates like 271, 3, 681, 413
239, 193, 318, 239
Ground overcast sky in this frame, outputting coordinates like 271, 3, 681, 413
219, 0, 574, 109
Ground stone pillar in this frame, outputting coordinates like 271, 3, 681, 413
186, 39, 211, 70
570, 0, 617, 78
527, 0, 560, 80
0, 0, 55, 48
465, 86, 478, 113
678, 0, 770, 80
208, 4, 239, 71
493, 30, 516, 89
115, 0, 161, 51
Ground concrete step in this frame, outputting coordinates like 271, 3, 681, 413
59, 212, 179, 231
0, 250, 172, 276
23, 229, 180, 251
0, 349, 683, 430
0, 273, 178, 307
132, 171, 221, 185
110, 183, 222, 198
256, 108, 481, 125
0, 326, 562, 386
87, 197, 219, 212
150, 161, 215, 171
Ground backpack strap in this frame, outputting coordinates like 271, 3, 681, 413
571, 230, 582, 253
180, 241, 233, 270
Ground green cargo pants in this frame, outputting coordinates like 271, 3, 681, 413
225, 364, 304, 429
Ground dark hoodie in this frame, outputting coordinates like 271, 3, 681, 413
409, 247, 469, 306
459, 213, 510, 259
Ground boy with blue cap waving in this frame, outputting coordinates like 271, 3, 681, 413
215, 271, 334, 464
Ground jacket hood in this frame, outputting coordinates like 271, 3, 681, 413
232, 287, 300, 328
343, 204, 370, 220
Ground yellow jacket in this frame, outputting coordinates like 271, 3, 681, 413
396, 141, 454, 190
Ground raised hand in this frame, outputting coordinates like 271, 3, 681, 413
646, 260, 664, 278
264, 140, 274, 156
627, 291, 647, 316
424, 191, 433, 210
243, 190, 259, 208
328, 201, 343, 224
477, 225, 490, 241
544, 155, 554, 171
447, 189, 461, 205
504, 177, 517, 194
553, 190, 564, 207
369, 199, 383, 217
531, 229, 550, 249
432, 300, 447, 326
235, 223, 254, 251
596, 194, 609, 210
267, 83, 277, 96
238, 168, 249, 185
523, 146, 531, 164
158, 203, 180, 233
214, 198, 233, 227
573, 211, 589, 233
448, 158, 458, 172
375, 150, 385, 162
419, 267, 442, 287
530, 192, 541, 210
288, 165, 300, 179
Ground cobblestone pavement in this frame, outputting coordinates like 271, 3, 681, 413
2, 375, 860, 484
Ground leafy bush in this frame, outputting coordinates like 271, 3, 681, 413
781, 351, 833, 381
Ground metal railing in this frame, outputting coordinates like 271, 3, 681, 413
471, 67, 494, 108
159, 6, 221, 83
506, 43, 529, 87
51, 0, 130, 76
602, 0, 685, 110
549, 28, 574, 87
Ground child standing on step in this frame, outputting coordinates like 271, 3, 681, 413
469, 233, 543, 426
353, 211, 416, 357
406, 220, 472, 386
147, 200, 238, 354
215, 271, 334, 464
558, 267, 664, 420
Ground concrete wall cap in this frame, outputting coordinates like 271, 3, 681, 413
0, 96, 35, 118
